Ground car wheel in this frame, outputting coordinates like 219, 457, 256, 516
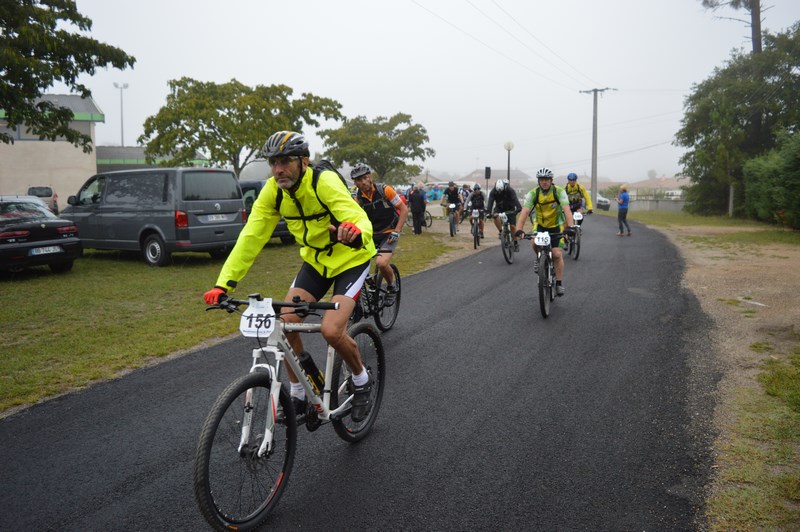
142, 234, 171, 266
49, 260, 73, 273
208, 249, 229, 260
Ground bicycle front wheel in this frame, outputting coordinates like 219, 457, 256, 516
472, 220, 480, 249
538, 253, 551, 318
449, 212, 456, 237
331, 322, 386, 443
573, 231, 581, 261
374, 264, 400, 331
502, 230, 514, 264
194, 372, 296, 531
424, 210, 433, 228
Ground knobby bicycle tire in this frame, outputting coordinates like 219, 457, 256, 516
573, 231, 581, 261
538, 253, 551, 318
374, 264, 401, 331
330, 322, 386, 443
194, 372, 297, 531
448, 212, 456, 237
424, 211, 433, 228
472, 219, 480, 249
502, 229, 514, 264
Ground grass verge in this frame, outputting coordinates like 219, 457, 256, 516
0, 229, 460, 414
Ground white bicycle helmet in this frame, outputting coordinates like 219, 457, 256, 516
536, 167, 554, 179
494, 179, 508, 192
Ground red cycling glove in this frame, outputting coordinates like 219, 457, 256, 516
339, 221, 361, 237
203, 286, 227, 304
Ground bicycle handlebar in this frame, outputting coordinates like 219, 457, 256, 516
207, 294, 339, 316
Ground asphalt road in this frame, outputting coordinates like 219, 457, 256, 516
0, 215, 719, 531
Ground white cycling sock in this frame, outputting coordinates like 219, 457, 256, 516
291, 382, 305, 400
352, 368, 369, 387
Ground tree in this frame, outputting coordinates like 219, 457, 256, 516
744, 130, 800, 229
319, 113, 436, 185
675, 23, 800, 215
0, 0, 135, 152
139, 78, 343, 176
700, 0, 762, 53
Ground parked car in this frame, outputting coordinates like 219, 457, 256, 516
0, 196, 81, 273
239, 178, 295, 245
61, 168, 245, 266
26, 185, 58, 214
596, 194, 611, 211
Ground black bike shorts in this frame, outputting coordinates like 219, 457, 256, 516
291, 260, 370, 301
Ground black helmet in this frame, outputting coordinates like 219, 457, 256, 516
474, 184, 481, 191
350, 163, 372, 179
261, 131, 309, 158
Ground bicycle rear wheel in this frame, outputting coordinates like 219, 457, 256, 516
331, 322, 386, 443
194, 372, 296, 532
538, 253, 551, 318
374, 264, 400, 331
573, 230, 581, 260
424, 211, 433, 228
501, 230, 514, 264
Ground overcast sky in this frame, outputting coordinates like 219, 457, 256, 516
68, 0, 800, 181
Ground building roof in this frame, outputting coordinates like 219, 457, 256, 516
39, 94, 105, 122
96, 146, 208, 166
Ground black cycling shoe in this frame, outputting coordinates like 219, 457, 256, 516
384, 284, 398, 306
350, 377, 373, 422
292, 397, 308, 418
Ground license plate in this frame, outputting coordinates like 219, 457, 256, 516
207, 214, 227, 221
30, 246, 63, 256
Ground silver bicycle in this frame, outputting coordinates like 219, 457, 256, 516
194, 294, 386, 531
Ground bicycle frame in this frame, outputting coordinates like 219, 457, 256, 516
241, 320, 350, 458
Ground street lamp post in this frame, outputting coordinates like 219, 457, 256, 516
113, 82, 129, 146
504, 141, 514, 189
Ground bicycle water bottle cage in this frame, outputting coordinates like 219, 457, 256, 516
534, 232, 551, 247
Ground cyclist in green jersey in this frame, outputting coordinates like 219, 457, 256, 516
515, 167, 577, 296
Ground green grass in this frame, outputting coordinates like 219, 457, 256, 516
0, 229, 461, 413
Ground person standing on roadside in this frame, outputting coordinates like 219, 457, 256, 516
615, 185, 631, 236
408, 184, 428, 235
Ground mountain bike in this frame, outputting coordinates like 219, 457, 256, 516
469, 207, 482, 249
565, 211, 585, 260
350, 259, 401, 331
195, 295, 385, 531
523, 230, 566, 318
444, 202, 458, 237
490, 212, 516, 264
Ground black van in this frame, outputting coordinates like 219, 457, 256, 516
62, 168, 244, 265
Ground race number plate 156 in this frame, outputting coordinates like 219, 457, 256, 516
240, 298, 276, 337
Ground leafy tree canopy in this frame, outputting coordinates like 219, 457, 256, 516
138, 78, 342, 176
319, 113, 436, 185
0, 0, 135, 152
675, 22, 800, 215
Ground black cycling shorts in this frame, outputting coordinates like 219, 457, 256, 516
534, 226, 565, 249
291, 260, 370, 301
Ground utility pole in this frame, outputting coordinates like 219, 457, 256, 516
579, 87, 616, 206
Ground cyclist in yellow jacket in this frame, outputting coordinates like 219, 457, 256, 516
515, 167, 577, 297
204, 131, 377, 422
564, 172, 593, 222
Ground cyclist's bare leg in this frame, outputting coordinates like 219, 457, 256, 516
321, 295, 363, 375
282, 286, 314, 384
376, 251, 394, 286
553, 247, 565, 281
492, 216, 502, 234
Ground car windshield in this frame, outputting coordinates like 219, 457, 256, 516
0, 201, 56, 223
27, 186, 53, 197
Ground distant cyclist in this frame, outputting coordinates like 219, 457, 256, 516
486, 179, 522, 250
351, 163, 408, 304
462, 183, 487, 238
441, 181, 463, 227
515, 167, 577, 296
564, 172, 593, 224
